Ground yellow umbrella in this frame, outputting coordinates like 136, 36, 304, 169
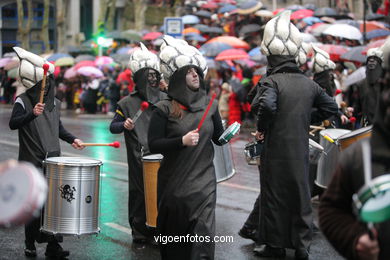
55, 57, 75, 67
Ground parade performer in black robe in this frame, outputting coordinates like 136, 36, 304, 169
250, 11, 339, 259
109, 43, 165, 242
148, 35, 225, 260
9, 47, 84, 259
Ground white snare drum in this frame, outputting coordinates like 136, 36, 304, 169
309, 139, 324, 164
213, 143, 236, 182
0, 162, 47, 228
41, 157, 102, 235
218, 121, 240, 145
353, 174, 390, 223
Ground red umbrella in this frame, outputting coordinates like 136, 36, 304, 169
290, 9, 314, 20
206, 36, 250, 49
142, 32, 162, 41
359, 21, 389, 33
273, 8, 285, 15
215, 49, 249, 61
315, 44, 349, 61
362, 39, 386, 54
74, 60, 96, 70
201, 2, 219, 9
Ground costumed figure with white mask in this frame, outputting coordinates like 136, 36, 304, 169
148, 35, 224, 260
250, 11, 338, 259
109, 42, 166, 243
9, 47, 85, 258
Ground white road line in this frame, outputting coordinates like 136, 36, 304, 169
104, 222, 132, 235
220, 182, 260, 192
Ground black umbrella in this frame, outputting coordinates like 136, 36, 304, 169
367, 13, 386, 21
237, 0, 263, 14
304, 4, 316, 11
340, 46, 366, 63
195, 10, 212, 18
194, 24, 210, 32
229, 78, 247, 103
314, 7, 338, 17
239, 24, 261, 36
206, 27, 224, 34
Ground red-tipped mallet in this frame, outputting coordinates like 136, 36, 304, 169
81, 141, 121, 148
39, 64, 50, 104
197, 93, 217, 131
132, 101, 149, 123
334, 89, 342, 96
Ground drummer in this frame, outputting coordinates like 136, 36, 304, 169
8, 47, 84, 258
148, 35, 225, 259
319, 53, 390, 260
109, 43, 166, 243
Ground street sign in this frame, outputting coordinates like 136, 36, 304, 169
164, 17, 183, 39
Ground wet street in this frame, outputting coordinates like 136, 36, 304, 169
0, 104, 343, 260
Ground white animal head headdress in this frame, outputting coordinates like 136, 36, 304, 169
159, 35, 207, 81
260, 11, 302, 56
311, 44, 336, 73
128, 42, 160, 74
296, 42, 311, 67
13, 47, 55, 89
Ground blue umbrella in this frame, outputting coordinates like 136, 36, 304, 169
248, 47, 261, 57
199, 42, 233, 57
218, 4, 237, 14
116, 47, 132, 55
182, 15, 200, 24
366, 29, 390, 40
195, 10, 212, 18
302, 17, 322, 25
47, 53, 72, 62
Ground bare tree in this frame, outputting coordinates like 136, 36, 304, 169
56, 0, 68, 51
16, 0, 29, 49
106, 0, 117, 32
41, 0, 50, 51
122, 0, 133, 30
98, 0, 109, 34
133, 0, 147, 31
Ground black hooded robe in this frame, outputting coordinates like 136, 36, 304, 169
148, 65, 224, 260
251, 56, 338, 251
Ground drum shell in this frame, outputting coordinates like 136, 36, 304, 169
338, 125, 372, 151
142, 155, 162, 228
42, 157, 102, 235
213, 143, 236, 182
309, 139, 324, 164
316, 129, 350, 189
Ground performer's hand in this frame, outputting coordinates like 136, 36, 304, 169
33, 103, 45, 116
252, 131, 264, 141
355, 230, 380, 260
340, 114, 349, 125
0, 159, 17, 173
346, 106, 354, 117
124, 118, 134, 130
182, 129, 199, 146
72, 139, 85, 150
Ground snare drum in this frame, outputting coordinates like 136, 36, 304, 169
142, 154, 163, 228
0, 162, 47, 228
41, 157, 102, 235
338, 125, 373, 151
353, 174, 390, 223
309, 139, 324, 164
244, 141, 263, 165
213, 143, 236, 182
218, 121, 240, 145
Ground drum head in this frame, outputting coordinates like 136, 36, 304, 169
219, 122, 240, 144
320, 129, 351, 140
142, 154, 163, 161
45, 157, 102, 166
309, 139, 324, 151
338, 125, 372, 140
356, 174, 390, 223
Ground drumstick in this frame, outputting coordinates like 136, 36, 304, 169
132, 101, 149, 123
310, 125, 325, 130
323, 135, 335, 144
39, 64, 50, 104
334, 89, 342, 96
197, 93, 217, 131
81, 141, 120, 148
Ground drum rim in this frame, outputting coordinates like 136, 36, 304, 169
338, 125, 373, 140
44, 157, 103, 166
142, 154, 163, 161
309, 139, 324, 151
319, 129, 351, 139
356, 174, 390, 203
219, 122, 240, 142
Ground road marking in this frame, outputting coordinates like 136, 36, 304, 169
0, 139, 258, 193
104, 222, 132, 235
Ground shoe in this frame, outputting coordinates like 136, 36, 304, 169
24, 241, 37, 257
238, 225, 257, 242
254, 245, 286, 258
295, 248, 309, 260
132, 226, 148, 244
45, 242, 69, 259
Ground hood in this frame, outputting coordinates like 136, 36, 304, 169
25, 74, 56, 111
133, 67, 163, 104
266, 55, 301, 76
313, 70, 336, 97
366, 56, 384, 86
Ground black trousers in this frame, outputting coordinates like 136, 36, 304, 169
24, 211, 62, 244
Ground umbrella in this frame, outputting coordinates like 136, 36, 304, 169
301, 33, 318, 43
308, 23, 331, 36
121, 30, 142, 42
290, 9, 314, 20
206, 27, 224, 34
183, 27, 201, 34
47, 53, 72, 62
111, 53, 131, 66
74, 60, 96, 70
182, 15, 200, 24
286, 4, 305, 11
195, 10, 212, 18
95, 56, 114, 66
237, 1, 263, 15
185, 34, 207, 42
314, 7, 338, 17
323, 24, 363, 40
194, 24, 211, 33
316, 44, 349, 61
340, 46, 366, 63
201, 2, 218, 9
360, 21, 389, 32
142, 32, 162, 41
366, 29, 390, 40
251, 54, 267, 65
206, 58, 219, 70
206, 36, 250, 49
362, 39, 386, 54
239, 24, 261, 36
215, 49, 249, 61
273, 8, 285, 15
255, 10, 273, 18
75, 54, 95, 63
3, 52, 17, 58
218, 4, 237, 14
304, 4, 316, 10
106, 31, 126, 40
54, 57, 75, 67
64, 67, 78, 79
229, 78, 247, 102
334, 19, 360, 29
77, 66, 103, 78
116, 47, 133, 55
248, 47, 261, 56
367, 13, 386, 21
0, 58, 12, 68
302, 17, 322, 25
4, 59, 19, 71
7, 67, 18, 79
200, 42, 233, 57
344, 66, 366, 87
